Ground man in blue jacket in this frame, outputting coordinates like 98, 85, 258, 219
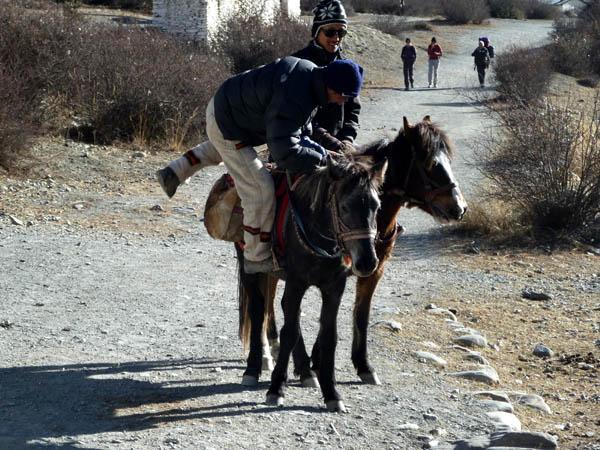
159, 57, 364, 274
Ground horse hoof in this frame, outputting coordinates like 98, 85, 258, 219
326, 400, 346, 413
241, 375, 259, 386
265, 393, 284, 407
262, 357, 274, 371
301, 376, 320, 389
358, 372, 381, 385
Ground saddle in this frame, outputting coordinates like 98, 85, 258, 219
204, 170, 297, 265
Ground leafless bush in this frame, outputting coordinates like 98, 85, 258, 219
475, 93, 600, 233
65, 26, 228, 146
351, 0, 403, 15
492, 45, 553, 105
211, 4, 311, 74
488, 0, 525, 19
440, 0, 489, 24
371, 16, 411, 37
521, 0, 561, 19
403, 0, 442, 16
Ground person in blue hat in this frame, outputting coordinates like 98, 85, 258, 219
159, 57, 364, 274
157, 0, 360, 200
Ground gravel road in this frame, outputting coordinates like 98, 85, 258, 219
0, 17, 574, 450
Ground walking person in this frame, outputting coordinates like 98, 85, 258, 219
156, 0, 360, 198
472, 40, 490, 88
401, 37, 416, 91
427, 37, 443, 88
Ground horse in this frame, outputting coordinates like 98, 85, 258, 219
235, 153, 388, 412
238, 116, 467, 389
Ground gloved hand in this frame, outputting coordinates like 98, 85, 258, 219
312, 127, 344, 151
339, 140, 355, 154
299, 135, 327, 157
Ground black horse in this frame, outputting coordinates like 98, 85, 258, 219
238, 116, 467, 391
236, 154, 387, 412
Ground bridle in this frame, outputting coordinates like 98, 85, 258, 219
289, 176, 377, 259
394, 143, 457, 207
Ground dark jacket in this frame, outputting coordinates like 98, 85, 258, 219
472, 47, 490, 66
401, 44, 417, 65
293, 40, 361, 148
214, 56, 329, 174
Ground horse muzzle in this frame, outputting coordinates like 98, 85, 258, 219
345, 238, 379, 277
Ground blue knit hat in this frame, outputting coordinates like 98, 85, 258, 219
324, 60, 364, 97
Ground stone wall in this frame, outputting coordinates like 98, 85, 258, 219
153, 0, 300, 43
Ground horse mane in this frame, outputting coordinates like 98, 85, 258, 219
294, 154, 383, 212
356, 118, 455, 164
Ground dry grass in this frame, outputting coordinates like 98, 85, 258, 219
374, 248, 599, 448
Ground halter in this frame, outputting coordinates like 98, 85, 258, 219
288, 175, 377, 259
396, 143, 457, 207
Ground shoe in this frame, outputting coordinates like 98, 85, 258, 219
481, 84, 485, 88
244, 256, 275, 274
428, 84, 431, 88
156, 166, 180, 198
404, 87, 409, 91
411, 82, 414, 88
434, 84, 437, 88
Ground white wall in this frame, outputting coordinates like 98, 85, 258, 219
153, 0, 301, 43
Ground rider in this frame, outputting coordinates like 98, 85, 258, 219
161, 57, 364, 274
155, 0, 359, 197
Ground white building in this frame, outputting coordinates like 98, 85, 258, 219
153, 0, 301, 43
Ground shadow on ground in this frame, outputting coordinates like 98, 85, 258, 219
0, 358, 318, 449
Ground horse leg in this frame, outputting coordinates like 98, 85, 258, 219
293, 331, 319, 388
317, 281, 346, 412
352, 263, 386, 385
236, 244, 266, 386
265, 276, 280, 363
266, 280, 307, 407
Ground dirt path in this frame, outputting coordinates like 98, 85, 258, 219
1, 15, 598, 450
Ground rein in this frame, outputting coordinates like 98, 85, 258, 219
287, 173, 376, 259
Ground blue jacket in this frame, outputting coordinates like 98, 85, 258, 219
214, 56, 329, 174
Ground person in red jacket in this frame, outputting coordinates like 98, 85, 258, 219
427, 37, 443, 88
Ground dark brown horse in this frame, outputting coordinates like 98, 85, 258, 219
238, 116, 467, 388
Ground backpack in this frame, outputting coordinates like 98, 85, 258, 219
479, 36, 494, 58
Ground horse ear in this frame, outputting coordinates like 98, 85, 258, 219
423, 115, 432, 124
403, 116, 412, 131
326, 155, 344, 181
372, 158, 388, 183
403, 116, 416, 140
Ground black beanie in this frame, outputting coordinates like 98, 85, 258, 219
311, 0, 348, 37
324, 60, 364, 97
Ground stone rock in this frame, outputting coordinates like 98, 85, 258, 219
455, 334, 487, 348
486, 411, 522, 431
521, 289, 552, 301
477, 399, 514, 413
373, 320, 402, 331
511, 393, 551, 414
437, 431, 557, 449
427, 307, 457, 321
448, 366, 499, 385
472, 391, 510, 403
533, 344, 553, 357
9, 215, 23, 226
462, 352, 489, 366
397, 423, 419, 430
415, 351, 447, 368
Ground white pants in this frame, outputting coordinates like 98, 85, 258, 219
428, 59, 440, 86
185, 99, 274, 262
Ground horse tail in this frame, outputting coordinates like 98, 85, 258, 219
238, 272, 279, 355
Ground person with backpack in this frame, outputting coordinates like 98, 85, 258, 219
472, 40, 490, 88
401, 37, 417, 91
427, 37, 443, 88
479, 36, 495, 60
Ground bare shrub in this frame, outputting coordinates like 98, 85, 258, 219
212, 4, 311, 74
475, 93, 600, 234
351, 0, 403, 15
65, 26, 228, 146
492, 45, 553, 105
488, 0, 525, 19
440, 0, 489, 24
370, 16, 432, 37
61, 0, 152, 12
550, 19, 593, 76
521, 0, 561, 20
403, 0, 442, 16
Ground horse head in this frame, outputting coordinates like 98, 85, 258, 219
325, 155, 387, 277
374, 116, 467, 223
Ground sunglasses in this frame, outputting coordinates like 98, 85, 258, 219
322, 28, 347, 38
